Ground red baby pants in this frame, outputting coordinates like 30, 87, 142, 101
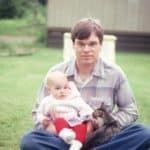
53, 118, 87, 143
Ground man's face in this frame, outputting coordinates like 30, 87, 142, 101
73, 32, 102, 65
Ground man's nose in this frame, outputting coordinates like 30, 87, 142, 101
83, 44, 90, 52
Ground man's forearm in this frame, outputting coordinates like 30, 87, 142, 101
111, 103, 138, 128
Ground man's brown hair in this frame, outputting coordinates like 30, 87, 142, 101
71, 18, 104, 43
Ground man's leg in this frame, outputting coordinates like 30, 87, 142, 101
20, 129, 69, 150
93, 124, 150, 150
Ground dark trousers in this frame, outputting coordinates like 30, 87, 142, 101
20, 124, 150, 150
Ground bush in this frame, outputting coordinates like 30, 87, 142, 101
0, 0, 17, 18
38, 0, 47, 5
0, 0, 44, 19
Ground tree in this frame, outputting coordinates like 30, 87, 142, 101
0, 0, 17, 18
0, 0, 44, 19
38, 0, 47, 5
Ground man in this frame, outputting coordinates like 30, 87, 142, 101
20, 18, 150, 150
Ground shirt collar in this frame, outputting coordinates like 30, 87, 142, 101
65, 57, 76, 77
65, 57, 105, 79
92, 58, 105, 79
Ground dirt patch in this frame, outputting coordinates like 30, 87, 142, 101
0, 35, 36, 42
0, 35, 37, 56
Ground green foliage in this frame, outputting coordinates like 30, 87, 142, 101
36, 28, 47, 45
38, 0, 47, 5
0, 0, 17, 18
0, 5, 46, 43
0, 0, 27, 18
0, 19, 28, 35
0, 0, 45, 19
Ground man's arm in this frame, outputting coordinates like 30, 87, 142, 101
112, 72, 139, 128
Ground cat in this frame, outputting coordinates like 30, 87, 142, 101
82, 103, 121, 150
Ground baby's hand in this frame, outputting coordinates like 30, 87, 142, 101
92, 117, 104, 129
42, 117, 50, 127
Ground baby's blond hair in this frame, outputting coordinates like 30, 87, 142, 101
46, 71, 68, 88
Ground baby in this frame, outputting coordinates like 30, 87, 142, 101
37, 71, 93, 150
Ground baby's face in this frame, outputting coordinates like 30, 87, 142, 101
50, 80, 71, 99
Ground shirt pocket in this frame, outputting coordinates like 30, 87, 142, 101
87, 97, 103, 109
88, 96, 114, 112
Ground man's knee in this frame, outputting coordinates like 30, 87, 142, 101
140, 125, 150, 141
20, 132, 37, 150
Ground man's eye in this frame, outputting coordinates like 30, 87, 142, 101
77, 42, 85, 47
78, 42, 84, 47
89, 42, 97, 47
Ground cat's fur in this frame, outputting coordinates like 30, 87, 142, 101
82, 103, 121, 150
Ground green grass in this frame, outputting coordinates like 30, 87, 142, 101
0, 19, 30, 35
0, 48, 63, 150
0, 49, 150, 150
0, 18, 45, 36
116, 52, 150, 125
0, 19, 28, 35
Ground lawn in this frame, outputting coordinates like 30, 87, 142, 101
0, 16, 150, 150
0, 49, 150, 150
0, 48, 62, 150
116, 52, 150, 125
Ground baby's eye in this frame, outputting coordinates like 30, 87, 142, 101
55, 86, 60, 90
